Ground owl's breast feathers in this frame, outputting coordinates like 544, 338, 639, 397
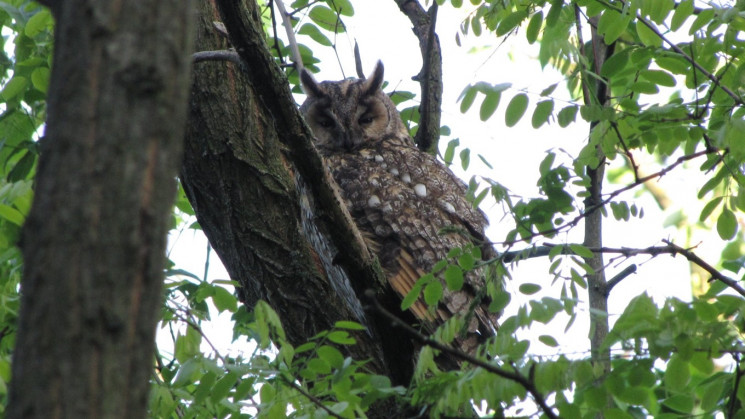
323, 135, 498, 349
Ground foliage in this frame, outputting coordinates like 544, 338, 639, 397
4, 0, 745, 417
0, 0, 50, 413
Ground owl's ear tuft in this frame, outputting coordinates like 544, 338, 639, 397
300, 69, 325, 98
362, 61, 384, 96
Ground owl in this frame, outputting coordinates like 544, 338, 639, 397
299, 62, 499, 360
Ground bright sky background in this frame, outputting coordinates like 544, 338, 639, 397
166, 0, 726, 368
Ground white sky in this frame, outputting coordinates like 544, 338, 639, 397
166, 0, 728, 366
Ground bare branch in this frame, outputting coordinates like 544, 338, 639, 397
663, 240, 745, 298
605, 264, 637, 294
275, 0, 304, 72
192, 50, 243, 67
393, 0, 443, 152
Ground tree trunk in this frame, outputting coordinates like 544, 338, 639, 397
183, 0, 393, 376
8, 1, 194, 418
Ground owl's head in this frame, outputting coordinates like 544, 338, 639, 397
300, 61, 409, 152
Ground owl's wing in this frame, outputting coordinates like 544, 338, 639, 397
327, 138, 499, 350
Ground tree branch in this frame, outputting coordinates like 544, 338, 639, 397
501, 147, 718, 246
393, 0, 443, 153
280, 377, 346, 419
663, 240, 745, 298
193, 50, 243, 67
213, 0, 385, 299
365, 290, 559, 419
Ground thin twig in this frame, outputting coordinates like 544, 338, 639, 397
663, 240, 745, 298
280, 377, 346, 419
500, 148, 718, 246
275, 0, 304, 72
365, 291, 559, 419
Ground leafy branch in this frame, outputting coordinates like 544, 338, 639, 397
364, 290, 560, 419
501, 147, 719, 246
502, 241, 745, 297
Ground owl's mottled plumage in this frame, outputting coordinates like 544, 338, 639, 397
300, 62, 498, 355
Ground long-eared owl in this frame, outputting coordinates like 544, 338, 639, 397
300, 62, 499, 358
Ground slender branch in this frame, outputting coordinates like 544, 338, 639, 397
605, 264, 637, 294
728, 356, 744, 418
500, 147, 718, 246
280, 377, 345, 419
192, 50, 243, 67
393, 0, 443, 153
365, 291, 559, 419
501, 241, 744, 296
275, 0, 304, 71
632, 12, 743, 106
663, 240, 745, 298
590, 0, 742, 105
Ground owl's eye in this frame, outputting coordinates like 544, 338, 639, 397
318, 119, 334, 128
359, 115, 374, 125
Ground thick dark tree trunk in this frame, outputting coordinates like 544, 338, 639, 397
7, 1, 194, 418
183, 0, 391, 376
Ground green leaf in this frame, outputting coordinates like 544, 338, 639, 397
1, 76, 28, 101
459, 148, 470, 171
327, 0, 354, 16
308, 5, 344, 33
260, 383, 276, 403
717, 208, 737, 240
569, 244, 594, 258
598, 10, 630, 44
663, 394, 694, 413
210, 372, 238, 403
526, 12, 543, 44
699, 197, 723, 222
459, 86, 477, 113
25, 9, 52, 37
480, 91, 501, 121
174, 327, 202, 362
531, 100, 554, 128
519, 283, 541, 295
443, 138, 459, 165
172, 358, 202, 387
636, 20, 662, 47
538, 335, 558, 347
639, 69, 676, 87
497, 10, 528, 36
334, 320, 366, 330
212, 285, 237, 312
689, 8, 715, 34
0, 204, 24, 226
671, 0, 694, 31
327, 330, 355, 345
298, 23, 332, 46
505, 93, 529, 127
664, 354, 691, 392
603, 408, 634, 419
600, 49, 630, 78
424, 281, 443, 306
557, 105, 578, 127
444, 265, 464, 290
401, 283, 423, 310
317, 345, 344, 368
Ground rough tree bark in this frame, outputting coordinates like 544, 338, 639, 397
181, 0, 390, 376
8, 1, 194, 418
182, 0, 447, 414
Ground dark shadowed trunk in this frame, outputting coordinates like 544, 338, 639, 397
7, 1, 194, 418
